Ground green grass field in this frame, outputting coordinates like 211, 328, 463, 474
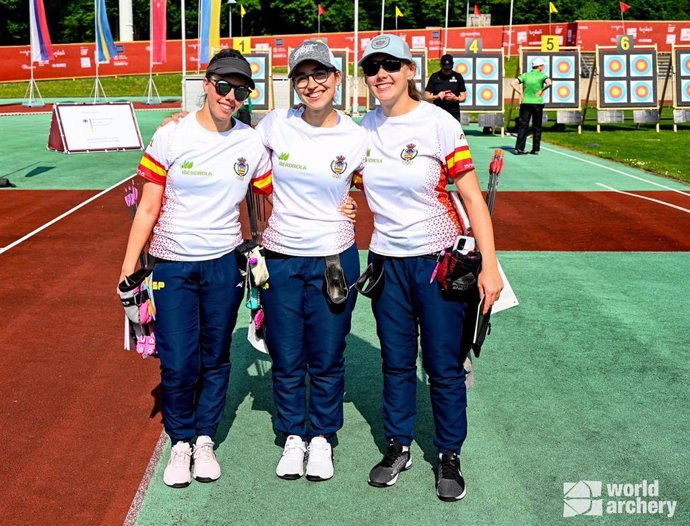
2, 70, 689, 184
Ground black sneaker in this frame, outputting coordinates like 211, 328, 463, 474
436, 452, 466, 501
530, 150, 539, 155
514, 149, 527, 155
368, 439, 412, 487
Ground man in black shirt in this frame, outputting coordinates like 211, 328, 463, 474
424, 54, 468, 120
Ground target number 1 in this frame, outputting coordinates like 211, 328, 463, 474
234, 37, 251, 54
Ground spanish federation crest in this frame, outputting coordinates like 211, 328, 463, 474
234, 157, 249, 178
400, 143, 418, 162
330, 155, 347, 178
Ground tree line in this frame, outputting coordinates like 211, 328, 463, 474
2, 0, 689, 46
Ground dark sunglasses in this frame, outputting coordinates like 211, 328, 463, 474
208, 78, 251, 101
361, 58, 405, 77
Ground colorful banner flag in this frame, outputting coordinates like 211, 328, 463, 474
95, 0, 118, 63
199, 0, 221, 65
549, 2, 558, 14
474, 4, 481, 15
620, 1, 631, 13
29, 0, 53, 63
151, 0, 167, 64
317, 3, 326, 15
395, 6, 404, 17
240, 4, 246, 17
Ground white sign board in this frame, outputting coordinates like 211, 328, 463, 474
48, 102, 143, 153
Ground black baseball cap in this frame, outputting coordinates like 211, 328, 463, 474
441, 54, 454, 67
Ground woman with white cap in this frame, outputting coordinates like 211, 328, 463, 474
254, 40, 368, 482
356, 34, 503, 501
510, 57, 552, 155
118, 48, 271, 488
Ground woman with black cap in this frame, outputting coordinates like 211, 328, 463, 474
356, 34, 503, 502
118, 49, 271, 489
254, 39, 368, 483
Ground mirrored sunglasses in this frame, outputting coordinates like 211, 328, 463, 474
209, 78, 251, 101
361, 58, 405, 77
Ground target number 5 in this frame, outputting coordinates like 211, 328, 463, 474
541, 36, 559, 52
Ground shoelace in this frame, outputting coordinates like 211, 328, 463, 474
308, 440, 331, 459
194, 442, 215, 464
380, 443, 405, 467
439, 454, 462, 481
283, 440, 306, 458
170, 446, 192, 467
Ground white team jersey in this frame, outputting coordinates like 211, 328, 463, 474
255, 108, 367, 256
359, 101, 475, 257
137, 111, 271, 261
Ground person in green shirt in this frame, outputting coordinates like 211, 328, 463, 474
510, 57, 552, 155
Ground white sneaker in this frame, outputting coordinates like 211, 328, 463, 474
192, 436, 221, 482
163, 441, 192, 488
306, 436, 334, 481
276, 435, 306, 480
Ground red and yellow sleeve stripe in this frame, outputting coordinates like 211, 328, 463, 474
445, 145, 475, 179
251, 170, 273, 195
352, 171, 363, 190
136, 153, 167, 185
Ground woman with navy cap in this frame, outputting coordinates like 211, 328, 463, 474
356, 34, 503, 501
119, 49, 271, 488
255, 40, 367, 482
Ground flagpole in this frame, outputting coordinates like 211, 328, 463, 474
395, 11, 398, 31
380, 0, 385, 33
181, 0, 186, 108
353, 0, 360, 116
93, 0, 106, 102
25, 0, 45, 107
318, 13, 321, 35
443, 0, 449, 52
241, 5, 244, 37
228, 0, 233, 38
621, 11, 625, 35
507, 0, 514, 58
145, 0, 161, 104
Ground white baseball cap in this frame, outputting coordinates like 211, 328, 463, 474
532, 57, 547, 68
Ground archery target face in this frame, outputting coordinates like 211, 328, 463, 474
474, 84, 499, 107
630, 54, 653, 77
552, 56, 575, 79
603, 81, 627, 103
604, 55, 627, 77
412, 57, 424, 81
476, 58, 499, 81
248, 56, 266, 78
453, 57, 473, 80
681, 53, 690, 76
630, 80, 654, 104
551, 81, 576, 104
525, 55, 550, 75
250, 83, 266, 105
682, 80, 690, 104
